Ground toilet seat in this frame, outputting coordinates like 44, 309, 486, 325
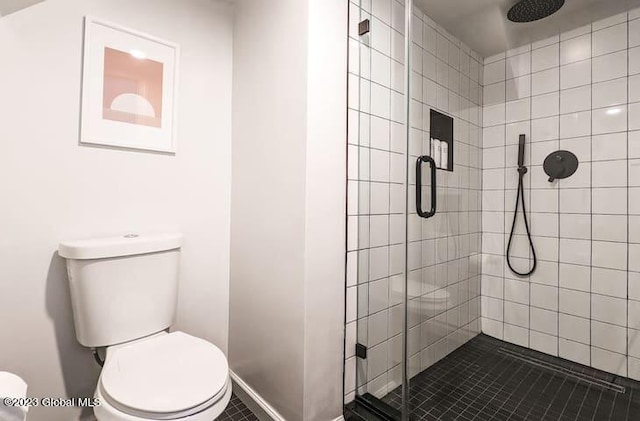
429, 288, 450, 304
99, 332, 229, 419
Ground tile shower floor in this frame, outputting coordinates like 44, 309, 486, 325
353, 334, 640, 421
217, 393, 259, 421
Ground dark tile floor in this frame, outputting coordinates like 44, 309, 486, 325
350, 334, 640, 421
217, 393, 259, 421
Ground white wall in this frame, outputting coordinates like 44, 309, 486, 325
230, 0, 307, 419
230, 0, 346, 420
481, 10, 640, 380
0, 1, 233, 420
303, 0, 347, 418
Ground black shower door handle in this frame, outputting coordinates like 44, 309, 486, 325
416, 155, 437, 218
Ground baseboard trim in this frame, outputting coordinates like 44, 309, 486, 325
230, 370, 346, 421
230, 370, 286, 421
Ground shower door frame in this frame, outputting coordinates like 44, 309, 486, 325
401, 0, 413, 420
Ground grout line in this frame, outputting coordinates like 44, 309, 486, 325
557, 40, 561, 359
589, 24, 594, 368
528, 44, 534, 349
504, 55, 508, 343
385, 25, 393, 390
627, 19, 631, 379
366, 0, 373, 392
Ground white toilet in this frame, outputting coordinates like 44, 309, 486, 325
58, 233, 231, 421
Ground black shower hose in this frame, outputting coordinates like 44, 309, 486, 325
506, 166, 537, 276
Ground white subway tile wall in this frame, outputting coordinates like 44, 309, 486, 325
481, 10, 640, 381
345, 0, 483, 403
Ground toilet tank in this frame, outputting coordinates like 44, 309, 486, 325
58, 233, 182, 348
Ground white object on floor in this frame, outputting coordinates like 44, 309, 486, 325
0, 372, 28, 421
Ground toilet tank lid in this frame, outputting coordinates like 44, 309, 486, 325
58, 233, 182, 260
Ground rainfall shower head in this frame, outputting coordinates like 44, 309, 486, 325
507, 0, 565, 23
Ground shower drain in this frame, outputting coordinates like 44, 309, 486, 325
497, 347, 626, 394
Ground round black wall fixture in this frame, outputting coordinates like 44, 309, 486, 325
543, 150, 579, 182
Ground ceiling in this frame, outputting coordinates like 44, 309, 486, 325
0, 0, 45, 17
415, 0, 640, 58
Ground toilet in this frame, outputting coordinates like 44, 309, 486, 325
58, 233, 231, 421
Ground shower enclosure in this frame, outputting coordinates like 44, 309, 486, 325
346, 0, 482, 417
346, 0, 640, 419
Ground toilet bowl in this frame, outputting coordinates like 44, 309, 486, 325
93, 332, 231, 421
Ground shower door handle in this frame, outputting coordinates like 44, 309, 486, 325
416, 155, 436, 218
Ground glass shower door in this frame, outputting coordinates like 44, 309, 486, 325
346, 0, 481, 418
402, 0, 483, 418
346, 0, 409, 417
350, 1, 640, 420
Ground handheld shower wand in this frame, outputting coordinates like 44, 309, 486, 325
517, 133, 525, 168
506, 134, 537, 276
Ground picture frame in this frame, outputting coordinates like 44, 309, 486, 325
80, 16, 180, 153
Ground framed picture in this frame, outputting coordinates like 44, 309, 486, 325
80, 17, 179, 153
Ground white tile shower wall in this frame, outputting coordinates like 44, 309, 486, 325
345, 0, 483, 403
481, 11, 640, 380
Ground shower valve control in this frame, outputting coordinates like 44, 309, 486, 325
543, 150, 579, 182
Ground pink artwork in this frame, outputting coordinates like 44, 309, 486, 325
81, 17, 178, 152
102, 47, 164, 128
